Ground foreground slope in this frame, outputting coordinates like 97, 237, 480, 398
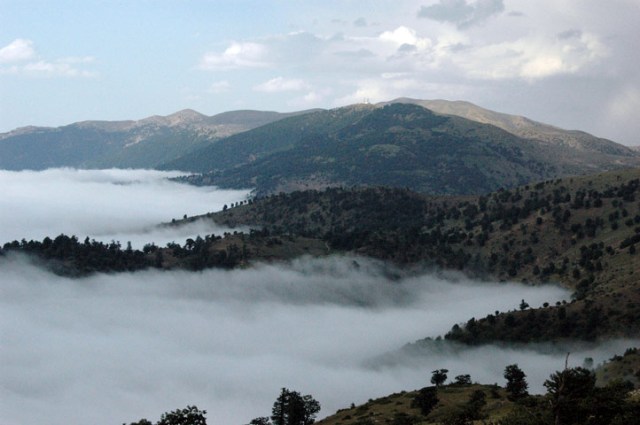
171, 103, 639, 196
316, 370, 640, 425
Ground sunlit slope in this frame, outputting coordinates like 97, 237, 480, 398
384, 98, 637, 157
172, 103, 639, 196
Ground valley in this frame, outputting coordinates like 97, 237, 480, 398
2, 101, 639, 425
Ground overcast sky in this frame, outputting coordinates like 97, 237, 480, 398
1, 0, 639, 145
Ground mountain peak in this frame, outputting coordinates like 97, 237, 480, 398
166, 108, 205, 120
134, 109, 207, 127
165, 109, 207, 125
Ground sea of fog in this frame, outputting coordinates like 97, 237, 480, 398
1, 169, 637, 425
0, 168, 251, 248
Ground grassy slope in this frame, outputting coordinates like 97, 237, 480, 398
317, 384, 515, 425
596, 348, 640, 387
316, 351, 640, 425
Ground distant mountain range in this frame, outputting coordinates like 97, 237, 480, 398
0, 109, 315, 170
2, 99, 638, 196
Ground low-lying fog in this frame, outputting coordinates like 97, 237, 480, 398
3, 255, 635, 425
1, 169, 638, 425
0, 168, 250, 248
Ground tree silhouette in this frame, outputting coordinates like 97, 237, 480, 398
504, 364, 529, 401
156, 406, 207, 425
271, 388, 320, 425
544, 366, 595, 425
430, 369, 448, 387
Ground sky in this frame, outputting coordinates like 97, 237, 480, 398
0, 0, 639, 145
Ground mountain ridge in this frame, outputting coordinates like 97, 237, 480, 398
382, 97, 635, 155
2, 99, 638, 194
0, 108, 316, 170
169, 102, 640, 196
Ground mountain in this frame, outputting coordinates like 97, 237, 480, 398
3, 98, 638, 196
383, 97, 634, 156
161, 104, 377, 173
0, 109, 314, 170
167, 102, 640, 196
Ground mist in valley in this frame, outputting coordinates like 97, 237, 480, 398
1, 169, 637, 425
0, 169, 250, 248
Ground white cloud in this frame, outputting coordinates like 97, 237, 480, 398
287, 88, 334, 108
0, 38, 35, 63
334, 76, 429, 105
335, 80, 388, 105
379, 26, 432, 51
199, 42, 270, 70
334, 74, 475, 108
453, 32, 606, 80
22, 59, 97, 78
254, 76, 309, 93
0, 39, 96, 77
303, 90, 323, 102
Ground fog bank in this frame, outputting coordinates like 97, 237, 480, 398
0, 168, 249, 247
1, 168, 636, 425
3, 255, 626, 425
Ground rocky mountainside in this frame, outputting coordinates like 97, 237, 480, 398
0, 109, 314, 170
169, 103, 640, 196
